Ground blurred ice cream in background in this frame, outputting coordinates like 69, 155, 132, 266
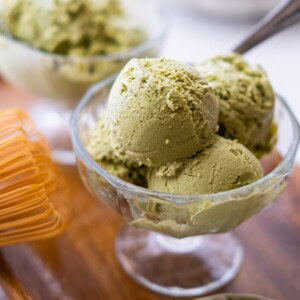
162, 0, 300, 162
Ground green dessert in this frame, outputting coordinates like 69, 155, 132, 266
195, 52, 276, 157
0, 0, 146, 56
107, 58, 219, 167
148, 136, 263, 194
85, 56, 279, 238
130, 173, 284, 237
0, 0, 152, 102
131, 135, 277, 238
87, 117, 147, 187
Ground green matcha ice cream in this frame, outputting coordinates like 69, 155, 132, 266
108, 58, 219, 167
83, 56, 282, 239
87, 117, 147, 187
195, 52, 276, 157
0, 0, 155, 102
131, 174, 284, 238
0, 0, 146, 56
131, 135, 265, 238
148, 136, 263, 194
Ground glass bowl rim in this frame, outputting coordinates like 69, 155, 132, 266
71, 74, 300, 204
0, 1, 168, 63
197, 293, 273, 300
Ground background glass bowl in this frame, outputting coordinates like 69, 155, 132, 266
71, 75, 300, 297
0, 0, 167, 165
197, 293, 273, 300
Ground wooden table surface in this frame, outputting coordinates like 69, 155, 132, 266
0, 83, 300, 300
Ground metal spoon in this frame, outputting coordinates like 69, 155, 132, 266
234, 0, 300, 54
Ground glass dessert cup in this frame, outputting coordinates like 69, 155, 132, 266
198, 293, 273, 300
0, 0, 167, 165
71, 76, 300, 297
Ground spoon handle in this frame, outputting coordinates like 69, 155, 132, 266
233, 0, 300, 54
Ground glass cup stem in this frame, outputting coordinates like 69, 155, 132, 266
116, 224, 244, 297
154, 233, 204, 253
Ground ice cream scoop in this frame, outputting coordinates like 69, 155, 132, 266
107, 57, 219, 167
195, 53, 276, 157
87, 117, 147, 187
148, 136, 263, 194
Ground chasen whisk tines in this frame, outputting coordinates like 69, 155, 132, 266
0, 109, 68, 246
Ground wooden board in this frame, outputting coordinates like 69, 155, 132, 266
0, 83, 300, 300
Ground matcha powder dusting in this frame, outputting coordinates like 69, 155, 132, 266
0, 0, 147, 56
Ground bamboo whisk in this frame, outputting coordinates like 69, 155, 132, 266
0, 109, 67, 246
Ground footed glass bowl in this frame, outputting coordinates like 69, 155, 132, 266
71, 75, 300, 297
0, 0, 167, 165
